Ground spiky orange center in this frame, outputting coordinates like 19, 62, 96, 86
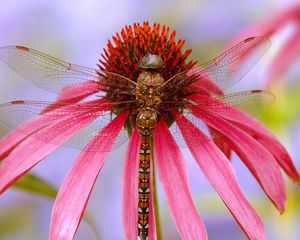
98, 21, 195, 81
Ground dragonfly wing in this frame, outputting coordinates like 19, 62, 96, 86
163, 36, 271, 92
0, 100, 129, 152
167, 109, 211, 148
189, 90, 275, 116
168, 90, 275, 148
64, 111, 130, 152
0, 46, 135, 94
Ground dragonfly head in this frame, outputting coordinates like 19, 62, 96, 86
139, 53, 163, 70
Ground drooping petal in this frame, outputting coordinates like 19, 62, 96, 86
229, 5, 300, 85
175, 112, 266, 240
208, 127, 232, 159
0, 128, 32, 160
0, 99, 108, 193
154, 120, 207, 240
189, 69, 224, 96
191, 106, 286, 212
198, 94, 298, 182
190, 94, 299, 182
228, 6, 300, 46
122, 128, 140, 240
49, 111, 128, 240
0, 114, 55, 160
43, 81, 102, 113
266, 26, 300, 85
59, 81, 102, 102
0, 84, 104, 160
234, 121, 300, 183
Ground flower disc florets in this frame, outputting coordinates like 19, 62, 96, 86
98, 22, 196, 132
98, 21, 195, 81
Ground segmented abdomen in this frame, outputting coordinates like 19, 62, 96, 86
137, 133, 151, 240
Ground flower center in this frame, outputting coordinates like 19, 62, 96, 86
98, 22, 196, 134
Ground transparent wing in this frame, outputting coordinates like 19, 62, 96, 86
189, 90, 275, 116
168, 90, 275, 148
0, 46, 135, 94
163, 36, 271, 92
0, 100, 129, 151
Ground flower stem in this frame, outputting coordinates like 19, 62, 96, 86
151, 137, 162, 239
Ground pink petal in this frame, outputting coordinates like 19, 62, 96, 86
208, 127, 232, 160
229, 5, 300, 85
0, 114, 55, 160
266, 26, 300, 85
0, 99, 108, 193
175, 112, 266, 240
228, 6, 300, 47
43, 81, 102, 113
0, 83, 104, 160
59, 81, 103, 102
191, 106, 286, 212
154, 120, 207, 240
191, 94, 299, 182
50, 111, 128, 240
122, 128, 140, 239
189, 69, 224, 96
0, 129, 32, 160
234, 122, 300, 183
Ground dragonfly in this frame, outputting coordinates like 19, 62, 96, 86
0, 36, 273, 240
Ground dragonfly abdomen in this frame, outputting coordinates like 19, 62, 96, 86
137, 133, 151, 240
136, 110, 157, 240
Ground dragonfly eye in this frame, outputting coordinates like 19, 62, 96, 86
139, 53, 163, 70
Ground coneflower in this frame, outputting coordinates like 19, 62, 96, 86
0, 22, 298, 240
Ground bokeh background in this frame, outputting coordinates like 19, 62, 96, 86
0, 0, 299, 239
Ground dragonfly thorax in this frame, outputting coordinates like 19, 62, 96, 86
136, 71, 164, 108
136, 70, 164, 134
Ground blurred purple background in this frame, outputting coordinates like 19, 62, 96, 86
0, 0, 299, 239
